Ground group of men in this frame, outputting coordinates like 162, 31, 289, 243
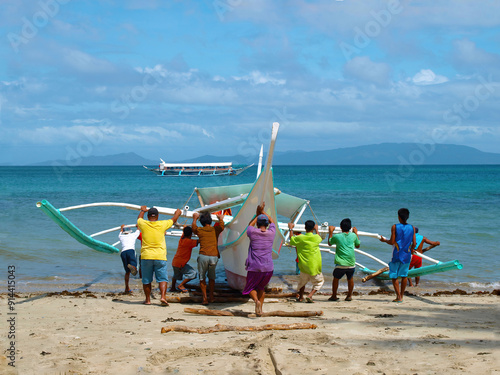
118, 206, 224, 306
118, 205, 439, 307
284, 207, 439, 304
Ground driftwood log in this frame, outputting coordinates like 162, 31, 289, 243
161, 322, 317, 334
263, 293, 298, 299
164, 294, 297, 304
189, 292, 298, 299
182, 284, 284, 294
164, 296, 249, 304
362, 267, 389, 283
184, 307, 323, 318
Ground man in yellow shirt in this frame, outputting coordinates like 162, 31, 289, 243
137, 206, 181, 306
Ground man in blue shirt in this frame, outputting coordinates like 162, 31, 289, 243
380, 208, 416, 303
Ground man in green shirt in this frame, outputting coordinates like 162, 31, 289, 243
288, 220, 324, 303
328, 218, 360, 301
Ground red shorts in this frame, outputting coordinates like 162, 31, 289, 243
409, 254, 422, 269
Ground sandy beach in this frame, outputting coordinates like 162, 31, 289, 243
1, 284, 499, 375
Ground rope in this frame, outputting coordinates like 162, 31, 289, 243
181, 189, 196, 210
177, 189, 197, 227
307, 202, 323, 225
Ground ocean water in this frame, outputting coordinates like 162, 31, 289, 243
0, 165, 499, 292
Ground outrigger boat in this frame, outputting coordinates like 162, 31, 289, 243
143, 160, 253, 177
37, 123, 462, 291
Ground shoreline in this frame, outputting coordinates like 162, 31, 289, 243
1, 290, 498, 374
2, 286, 499, 299
2, 273, 499, 295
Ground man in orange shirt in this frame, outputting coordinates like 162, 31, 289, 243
192, 211, 225, 305
170, 226, 199, 293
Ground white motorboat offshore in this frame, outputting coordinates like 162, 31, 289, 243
37, 122, 462, 291
143, 160, 253, 177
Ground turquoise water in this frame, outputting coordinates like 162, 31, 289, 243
0, 165, 499, 291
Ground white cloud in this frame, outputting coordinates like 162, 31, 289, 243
168, 124, 216, 139
237, 1, 500, 33
13, 105, 43, 116
1, 80, 20, 87
125, 0, 162, 10
452, 39, 500, 72
232, 71, 286, 85
202, 128, 214, 139
343, 56, 391, 86
71, 119, 103, 125
433, 126, 495, 143
18, 125, 115, 144
17, 124, 186, 146
411, 69, 448, 86
95, 86, 107, 94
2, 77, 46, 94
63, 49, 115, 74
135, 65, 198, 84
284, 122, 362, 136
135, 126, 182, 139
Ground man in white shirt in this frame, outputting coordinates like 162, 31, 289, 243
118, 224, 141, 294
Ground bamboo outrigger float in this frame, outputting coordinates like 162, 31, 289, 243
37, 123, 462, 290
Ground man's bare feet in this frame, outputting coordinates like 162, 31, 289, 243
160, 299, 169, 306
127, 264, 138, 276
255, 301, 262, 315
201, 300, 209, 306
143, 300, 151, 305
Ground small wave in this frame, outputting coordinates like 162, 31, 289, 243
468, 281, 500, 289
19, 275, 61, 281
468, 232, 496, 239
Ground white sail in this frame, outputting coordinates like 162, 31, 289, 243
218, 123, 283, 290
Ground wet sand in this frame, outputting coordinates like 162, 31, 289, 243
1, 285, 499, 375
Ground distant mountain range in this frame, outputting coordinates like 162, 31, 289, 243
25, 144, 500, 166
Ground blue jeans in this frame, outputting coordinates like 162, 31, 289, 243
141, 259, 169, 284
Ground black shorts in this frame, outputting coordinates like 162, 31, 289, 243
333, 267, 355, 280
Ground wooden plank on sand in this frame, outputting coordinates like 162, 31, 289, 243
184, 307, 323, 318
161, 322, 317, 334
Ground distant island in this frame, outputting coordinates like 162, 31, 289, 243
23, 143, 500, 166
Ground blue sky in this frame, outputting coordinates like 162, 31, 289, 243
1, 0, 499, 165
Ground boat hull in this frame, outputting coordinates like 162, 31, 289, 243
224, 269, 248, 291
144, 165, 252, 177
